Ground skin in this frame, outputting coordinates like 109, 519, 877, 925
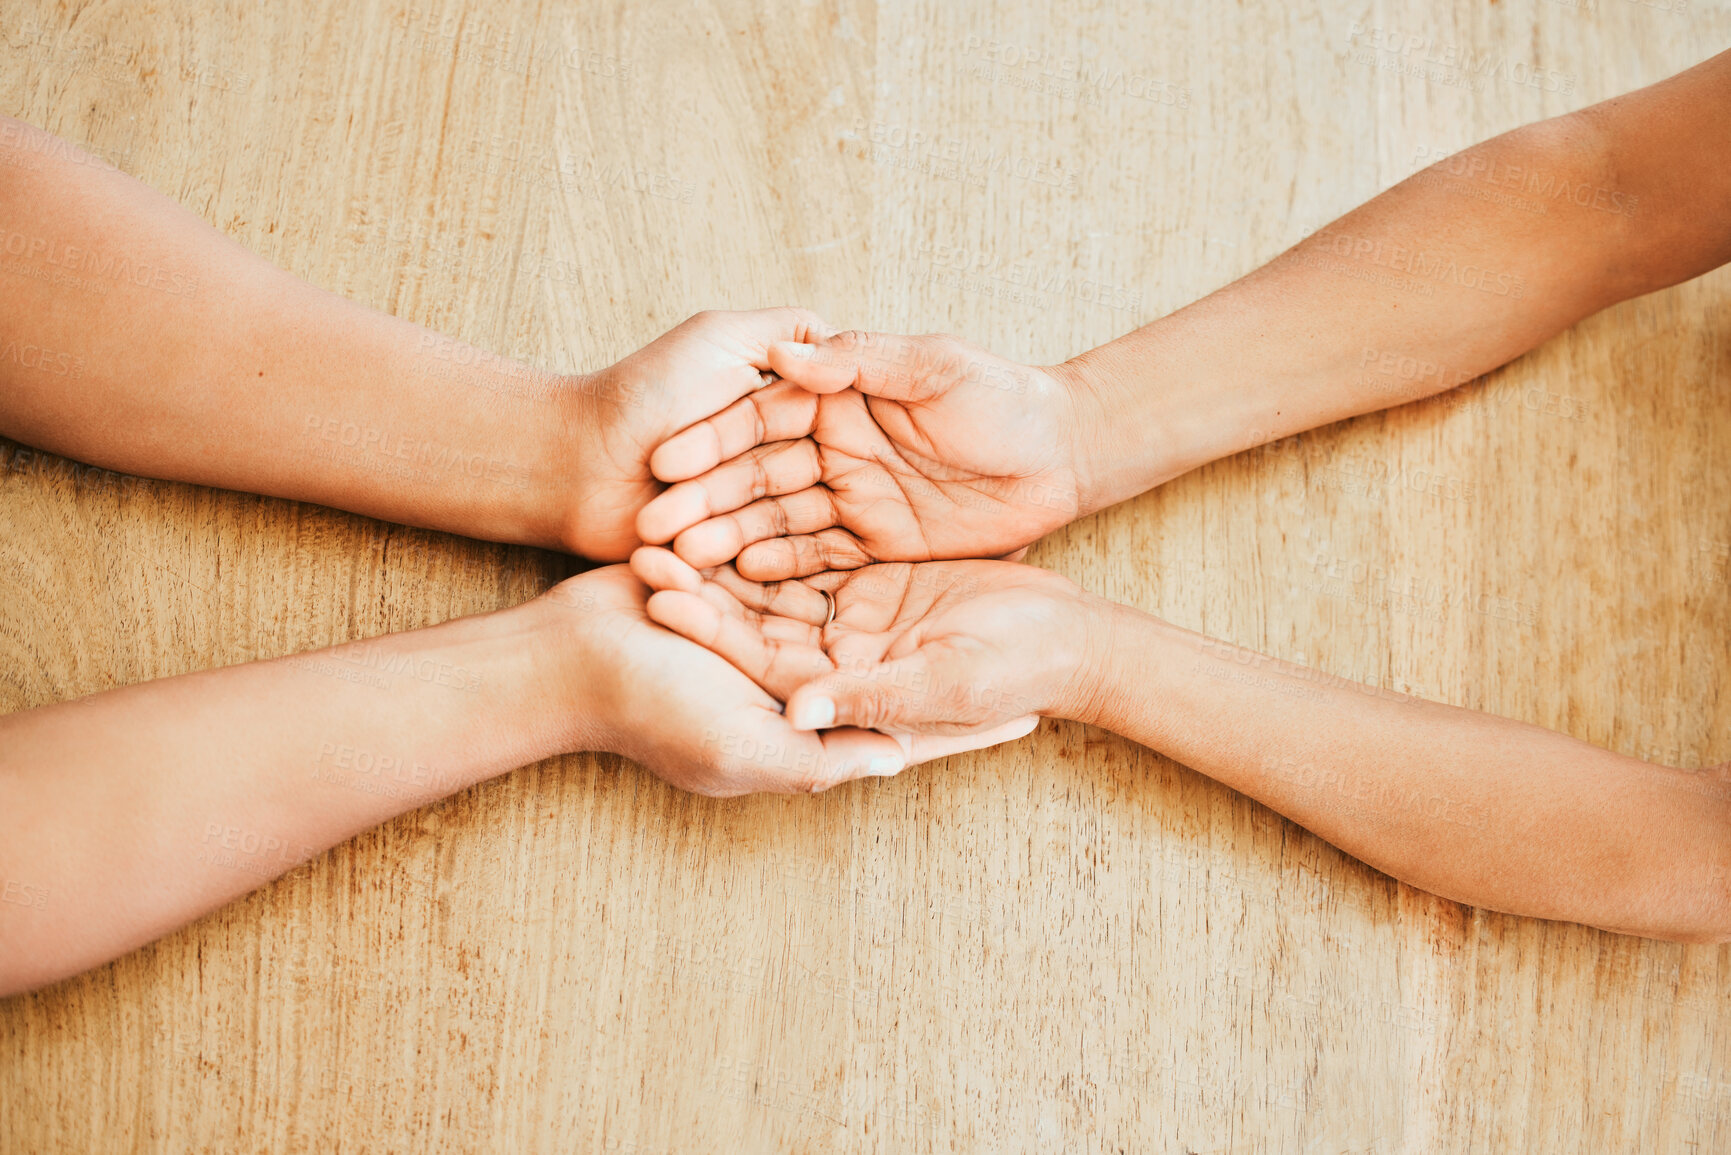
631, 50, 1731, 941
0, 121, 1034, 996
640, 48, 1731, 581
631, 549, 1731, 944
0, 115, 833, 561
0, 565, 1034, 997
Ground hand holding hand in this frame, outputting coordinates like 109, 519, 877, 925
558, 308, 833, 562
536, 565, 1038, 794
635, 330, 1114, 579
628, 547, 1111, 737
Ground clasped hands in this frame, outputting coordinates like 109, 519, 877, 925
545, 307, 1142, 797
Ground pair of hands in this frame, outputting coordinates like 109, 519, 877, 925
542, 309, 1125, 795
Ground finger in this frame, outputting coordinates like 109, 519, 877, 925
648, 380, 820, 483
736, 529, 876, 582
788, 714, 1041, 790
638, 438, 823, 546
670, 488, 839, 570
705, 306, 836, 365
904, 715, 1041, 766
805, 728, 917, 790
786, 654, 1035, 735
767, 331, 974, 403
707, 564, 832, 626
645, 589, 832, 699
628, 545, 704, 594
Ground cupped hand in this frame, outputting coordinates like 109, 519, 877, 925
535, 564, 1037, 795
628, 547, 1108, 737
558, 308, 835, 562
633, 330, 1109, 580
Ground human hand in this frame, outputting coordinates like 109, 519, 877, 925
628, 547, 1111, 737
557, 308, 837, 562
634, 330, 1113, 580
533, 564, 1038, 795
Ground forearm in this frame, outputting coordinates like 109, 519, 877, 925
0, 116, 577, 548
1069, 49, 1731, 509
0, 596, 590, 996
1075, 606, 1731, 942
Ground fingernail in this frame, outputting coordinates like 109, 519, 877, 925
783, 341, 817, 359
868, 756, 903, 777
793, 696, 835, 730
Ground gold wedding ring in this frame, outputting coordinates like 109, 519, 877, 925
820, 589, 836, 627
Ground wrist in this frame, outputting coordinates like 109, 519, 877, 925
1052, 319, 1264, 513
533, 370, 602, 550
1045, 595, 1170, 730
1047, 350, 1174, 517
517, 573, 617, 756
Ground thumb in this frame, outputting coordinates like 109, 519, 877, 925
766, 331, 975, 404
787, 652, 1028, 735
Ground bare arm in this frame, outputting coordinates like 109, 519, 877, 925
1073, 47, 1731, 505
0, 115, 578, 549
0, 116, 833, 561
625, 551, 1731, 943
1075, 611, 1731, 943
0, 566, 1027, 997
639, 49, 1731, 580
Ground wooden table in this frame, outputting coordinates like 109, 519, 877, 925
2, 1, 1727, 1150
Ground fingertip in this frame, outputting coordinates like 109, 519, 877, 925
643, 587, 716, 640
648, 425, 720, 484
670, 519, 741, 571
767, 340, 850, 392
630, 545, 703, 593
734, 540, 801, 582
637, 484, 712, 546
790, 693, 836, 731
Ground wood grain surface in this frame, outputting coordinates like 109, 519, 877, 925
2, 1, 1729, 1151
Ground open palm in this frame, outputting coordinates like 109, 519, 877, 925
629, 548, 1102, 736
546, 565, 1038, 793
559, 308, 831, 561
633, 331, 1105, 580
